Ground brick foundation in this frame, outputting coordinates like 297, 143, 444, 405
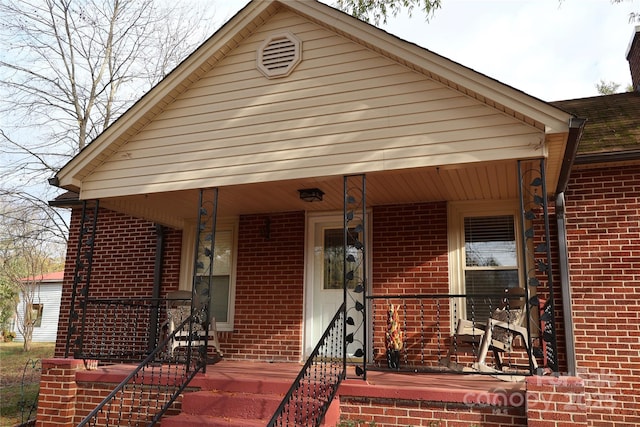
339, 396, 526, 427
525, 376, 587, 427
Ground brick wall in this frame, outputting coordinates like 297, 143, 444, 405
219, 211, 306, 362
55, 208, 182, 358
339, 396, 526, 427
371, 202, 450, 365
372, 202, 449, 294
55, 202, 456, 365
564, 164, 640, 426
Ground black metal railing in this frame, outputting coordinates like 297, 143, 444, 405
77, 312, 206, 427
267, 303, 346, 427
73, 297, 168, 362
367, 292, 541, 376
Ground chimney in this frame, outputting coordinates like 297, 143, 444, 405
627, 25, 640, 92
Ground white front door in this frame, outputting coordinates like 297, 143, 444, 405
304, 213, 368, 358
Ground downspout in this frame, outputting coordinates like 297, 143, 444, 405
555, 193, 576, 375
148, 224, 165, 352
554, 116, 586, 376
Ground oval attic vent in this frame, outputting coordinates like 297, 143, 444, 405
257, 32, 301, 78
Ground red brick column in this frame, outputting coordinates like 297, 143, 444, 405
526, 376, 587, 427
37, 358, 85, 427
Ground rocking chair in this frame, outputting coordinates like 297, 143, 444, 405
447, 287, 536, 373
165, 290, 222, 358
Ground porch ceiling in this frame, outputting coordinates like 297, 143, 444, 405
101, 160, 522, 228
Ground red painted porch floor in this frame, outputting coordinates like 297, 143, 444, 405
81, 359, 526, 408
187, 360, 525, 407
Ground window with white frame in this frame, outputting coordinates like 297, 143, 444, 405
449, 201, 522, 322
196, 229, 234, 324
181, 219, 238, 331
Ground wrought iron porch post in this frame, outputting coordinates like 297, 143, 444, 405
65, 199, 99, 358
517, 159, 559, 374
191, 188, 218, 373
148, 224, 165, 353
343, 174, 367, 379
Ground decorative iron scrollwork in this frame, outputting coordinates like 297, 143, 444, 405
343, 174, 367, 379
518, 159, 558, 373
65, 200, 99, 359
191, 188, 218, 372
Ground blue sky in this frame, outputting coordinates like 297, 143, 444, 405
215, 0, 639, 101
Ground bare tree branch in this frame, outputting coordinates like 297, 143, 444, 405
0, 0, 216, 265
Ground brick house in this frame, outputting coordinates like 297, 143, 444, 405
37, 1, 639, 426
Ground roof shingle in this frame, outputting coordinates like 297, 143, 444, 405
551, 92, 640, 155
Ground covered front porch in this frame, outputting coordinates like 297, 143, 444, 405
61, 156, 558, 367
46, 152, 567, 426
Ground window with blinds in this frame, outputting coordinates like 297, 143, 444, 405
463, 215, 519, 320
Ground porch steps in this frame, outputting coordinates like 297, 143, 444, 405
160, 373, 340, 427
161, 390, 280, 426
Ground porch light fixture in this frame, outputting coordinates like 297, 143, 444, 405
298, 188, 324, 202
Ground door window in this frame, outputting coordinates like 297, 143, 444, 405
323, 228, 362, 290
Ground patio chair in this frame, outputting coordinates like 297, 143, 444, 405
446, 287, 536, 373
165, 290, 222, 358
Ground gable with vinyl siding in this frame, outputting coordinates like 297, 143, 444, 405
79, 9, 544, 200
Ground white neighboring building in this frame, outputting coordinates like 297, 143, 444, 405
14, 271, 63, 343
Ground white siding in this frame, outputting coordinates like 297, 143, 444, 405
14, 282, 62, 343
81, 10, 543, 200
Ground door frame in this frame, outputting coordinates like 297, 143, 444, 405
303, 211, 372, 358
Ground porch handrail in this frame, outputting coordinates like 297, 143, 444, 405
267, 302, 346, 427
366, 291, 539, 376
76, 313, 205, 427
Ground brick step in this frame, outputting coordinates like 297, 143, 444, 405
189, 375, 293, 395
161, 390, 341, 427
161, 389, 282, 426
161, 408, 341, 427
161, 367, 341, 427
181, 390, 283, 419
160, 413, 265, 427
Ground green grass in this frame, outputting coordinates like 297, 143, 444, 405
0, 342, 55, 427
